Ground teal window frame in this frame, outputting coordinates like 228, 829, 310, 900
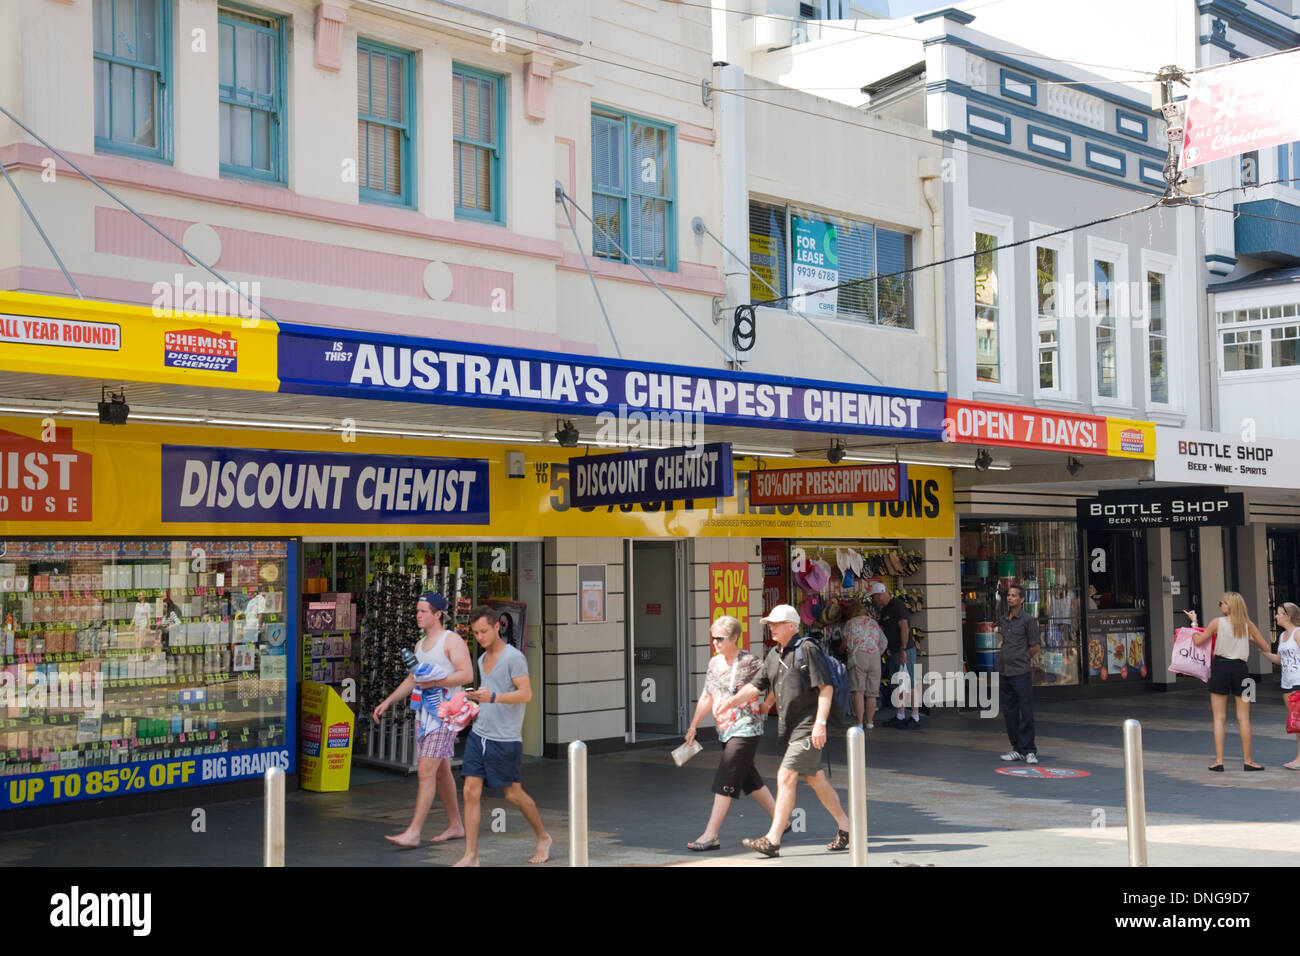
357, 39, 417, 208
93, 0, 172, 163
1280, 141, 1300, 190
452, 63, 505, 224
217, 4, 288, 185
591, 107, 677, 272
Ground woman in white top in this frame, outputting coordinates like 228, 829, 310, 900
1274, 602, 1300, 770
1187, 591, 1277, 772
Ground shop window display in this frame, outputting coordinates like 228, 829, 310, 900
785, 540, 927, 653
960, 521, 1081, 686
309, 541, 518, 768
1083, 529, 1149, 682
0, 539, 290, 795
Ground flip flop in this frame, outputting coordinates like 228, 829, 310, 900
1207, 763, 1224, 772
686, 840, 720, 852
1284, 762, 1300, 771
1244, 763, 1266, 772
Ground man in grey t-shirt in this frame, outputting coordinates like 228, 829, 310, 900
998, 583, 1042, 764
454, 606, 551, 867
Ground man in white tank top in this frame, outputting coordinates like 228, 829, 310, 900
373, 591, 474, 848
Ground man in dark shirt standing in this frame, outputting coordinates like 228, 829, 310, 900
869, 582, 917, 728
999, 583, 1042, 764
721, 604, 851, 857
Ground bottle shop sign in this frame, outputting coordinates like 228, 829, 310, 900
1076, 486, 1245, 529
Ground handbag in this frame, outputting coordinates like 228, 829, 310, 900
1287, 690, 1300, 734
1168, 626, 1213, 683
671, 740, 703, 766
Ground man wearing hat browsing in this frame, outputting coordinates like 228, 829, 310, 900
373, 591, 474, 847
720, 604, 851, 857
869, 582, 918, 728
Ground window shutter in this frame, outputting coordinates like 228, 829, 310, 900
591, 115, 623, 192
358, 49, 371, 116
453, 73, 464, 137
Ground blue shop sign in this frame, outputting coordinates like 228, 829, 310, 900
570, 443, 734, 508
162, 446, 491, 524
275, 324, 946, 440
2, 747, 292, 808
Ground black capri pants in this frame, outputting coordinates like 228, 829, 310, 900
711, 734, 766, 798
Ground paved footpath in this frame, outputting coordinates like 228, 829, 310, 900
6, 688, 1300, 867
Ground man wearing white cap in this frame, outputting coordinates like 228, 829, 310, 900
720, 604, 851, 857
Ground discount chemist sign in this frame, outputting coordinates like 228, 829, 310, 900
3, 747, 291, 807
570, 444, 734, 508
161, 446, 490, 524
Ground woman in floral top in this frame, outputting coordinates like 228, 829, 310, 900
682, 616, 778, 851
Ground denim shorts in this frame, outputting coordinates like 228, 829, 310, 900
893, 645, 919, 692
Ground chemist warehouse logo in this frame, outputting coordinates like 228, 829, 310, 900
164, 328, 238, 373
0, 426, 93, 521
1119, 428, 1146, 454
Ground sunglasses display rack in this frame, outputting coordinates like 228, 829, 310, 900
359, 566, 423, 770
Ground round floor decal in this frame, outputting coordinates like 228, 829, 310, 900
995, 766, 1091, 779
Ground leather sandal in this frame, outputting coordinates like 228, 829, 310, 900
826, 829, 850, 852
743, 835, 780, 857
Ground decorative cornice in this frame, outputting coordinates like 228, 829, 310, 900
914, 7, 975, 25
1196, 0, 1300, 48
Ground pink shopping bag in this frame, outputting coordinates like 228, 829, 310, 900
1168, 626, 1213, 682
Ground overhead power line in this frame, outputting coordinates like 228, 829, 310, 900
742, 198, 1165, 312
1195, 201, 1300, 228
0, 164, 81, 298
367, 0, 1165, 198
0, 103, 277, 325
720, 88, 1166, 199
1186, 45, 1300, 76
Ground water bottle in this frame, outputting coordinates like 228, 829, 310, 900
400, 647, 422, 710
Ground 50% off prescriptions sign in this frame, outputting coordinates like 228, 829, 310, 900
710, 563, 750, 649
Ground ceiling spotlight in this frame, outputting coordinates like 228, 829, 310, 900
974, 448, 993, 472
554, 419, 580, 448
827, 440, 846, 465
98, 386, 129, 426
1066, 455, 1084, 477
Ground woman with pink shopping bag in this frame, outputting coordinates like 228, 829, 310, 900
1186, 592, 1279, 773
1271, 602, 1300, 770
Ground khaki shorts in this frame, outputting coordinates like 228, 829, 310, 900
779, 733, 824, 775
848, 647, 881, 697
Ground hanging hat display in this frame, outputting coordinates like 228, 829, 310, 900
804, 558, 831, 592
799, 596, 817, 626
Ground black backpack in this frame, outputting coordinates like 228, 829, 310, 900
793, 637, 856, 728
